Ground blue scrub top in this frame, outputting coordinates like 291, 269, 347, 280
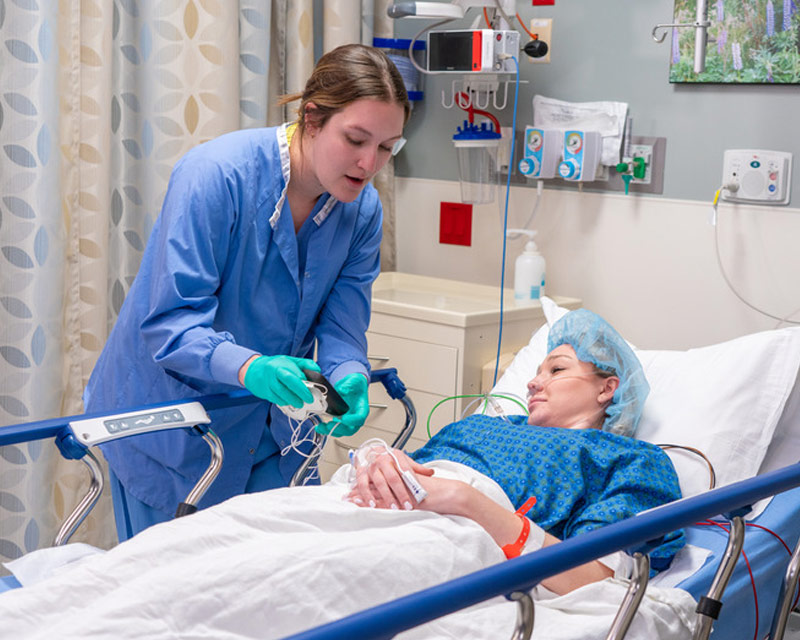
410, 415, 686, 573
83, 124, 382, 514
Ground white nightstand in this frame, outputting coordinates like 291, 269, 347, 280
318, 272, 581, 481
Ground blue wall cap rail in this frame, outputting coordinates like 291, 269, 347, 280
282, 462, 800, 640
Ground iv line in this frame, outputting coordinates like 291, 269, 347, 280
492, 54, 520, 388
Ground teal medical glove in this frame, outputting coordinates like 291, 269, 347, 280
243, 355, 320, 408
316, 373, 370, 437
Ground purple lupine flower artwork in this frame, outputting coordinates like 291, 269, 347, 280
716, 0, 725, 22
718, 28, 728, 55
672, 28, 680, 64
784, 0, 793, 30
767, 1, 776, 36
732, 42, 743, 70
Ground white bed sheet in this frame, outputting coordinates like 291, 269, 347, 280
0, 463, 696, 640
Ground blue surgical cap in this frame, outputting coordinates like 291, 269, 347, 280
546, 309, 649, 437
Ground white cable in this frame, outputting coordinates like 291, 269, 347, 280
492, 0, 515, 31
505, 179, 543, 236
713, 208, 800, 325
460, 395, 485, 419
407, 17, 457, 76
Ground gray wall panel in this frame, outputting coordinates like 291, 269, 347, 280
391, 0, 800, 205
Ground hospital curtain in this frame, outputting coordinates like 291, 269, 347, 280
0, 0, 399, 569
0, 0, 286, 569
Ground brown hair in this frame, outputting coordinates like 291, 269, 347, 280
278, 44, 411, 139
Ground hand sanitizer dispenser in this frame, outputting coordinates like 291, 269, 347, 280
558, 130, 602, 182
507, 229, 546, 306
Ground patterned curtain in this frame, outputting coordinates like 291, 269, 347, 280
0, 0, 397, 568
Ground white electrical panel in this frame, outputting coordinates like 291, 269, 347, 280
721, 149, 792, 205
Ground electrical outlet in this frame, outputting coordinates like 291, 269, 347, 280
528, 18, 552, 64
498, 126, 514, 173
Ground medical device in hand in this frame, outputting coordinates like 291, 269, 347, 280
279, 369, 349, 423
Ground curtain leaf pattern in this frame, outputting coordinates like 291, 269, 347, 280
0, 0, 400, 571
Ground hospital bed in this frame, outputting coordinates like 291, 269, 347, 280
1, 302, 800, 639
0, 367, 416, 591
278, 300, 800, 640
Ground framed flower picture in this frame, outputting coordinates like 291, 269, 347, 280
670, 0, 800, 83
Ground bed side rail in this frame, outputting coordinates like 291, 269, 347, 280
0, 391, 261, 544
281, 462, 800, 640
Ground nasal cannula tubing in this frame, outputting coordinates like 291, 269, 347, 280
426, 393, 528, 439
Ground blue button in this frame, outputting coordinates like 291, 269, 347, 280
750, 160, 761, 168
769, 184, 776, 192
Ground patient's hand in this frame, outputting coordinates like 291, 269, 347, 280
345, 448, 452, 512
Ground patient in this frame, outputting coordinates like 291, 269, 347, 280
346, 308, 685, 594
0, 310, 692, 639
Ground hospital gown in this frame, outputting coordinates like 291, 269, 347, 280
410, 415, 685, 572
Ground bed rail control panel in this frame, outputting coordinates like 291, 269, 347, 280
69, 402, 211, 447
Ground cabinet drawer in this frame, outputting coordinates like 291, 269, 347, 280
365, 385, 455, 440
367, 332, 458, 396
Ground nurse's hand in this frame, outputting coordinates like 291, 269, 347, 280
241, 355, 320, 408
316, 373, 370, 437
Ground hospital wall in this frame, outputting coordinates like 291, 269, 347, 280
392, 1, 800, 351
394, 178, 800, 351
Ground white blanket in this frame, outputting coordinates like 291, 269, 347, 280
0, 463, 697, 639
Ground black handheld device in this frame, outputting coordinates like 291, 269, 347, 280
301, 369, 350, 417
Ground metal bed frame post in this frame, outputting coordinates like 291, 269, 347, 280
604, 552, 650, 640
53, 449, 104, 546
769, 534, 800, 640
692, 516, 745, 640
174, 426, 225, 517
507, 591, 534, 640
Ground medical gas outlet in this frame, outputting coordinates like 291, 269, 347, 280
558, 130, 602, 182
519, 127, 561, 179
720, 149, 792, 205
615, 144, 653, 194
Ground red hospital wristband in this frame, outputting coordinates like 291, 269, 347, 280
501, 496, 537, 560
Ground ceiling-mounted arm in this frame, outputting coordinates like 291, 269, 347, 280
652, 0, 710, 73
388, 0, 516, 30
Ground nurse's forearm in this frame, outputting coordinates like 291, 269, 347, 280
238, 355, 259, 385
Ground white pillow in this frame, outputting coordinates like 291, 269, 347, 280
488, 299, 800, 499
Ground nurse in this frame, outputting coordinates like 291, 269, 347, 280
83, 44, 410, 541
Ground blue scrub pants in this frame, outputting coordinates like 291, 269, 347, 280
109, 429, 286, 543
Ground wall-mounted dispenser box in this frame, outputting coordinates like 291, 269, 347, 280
518, 127, 561, 179
558, 130, 602, 182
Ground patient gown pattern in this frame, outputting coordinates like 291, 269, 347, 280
410, 415, 685, 572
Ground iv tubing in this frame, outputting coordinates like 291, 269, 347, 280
492, 55, 520, 388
